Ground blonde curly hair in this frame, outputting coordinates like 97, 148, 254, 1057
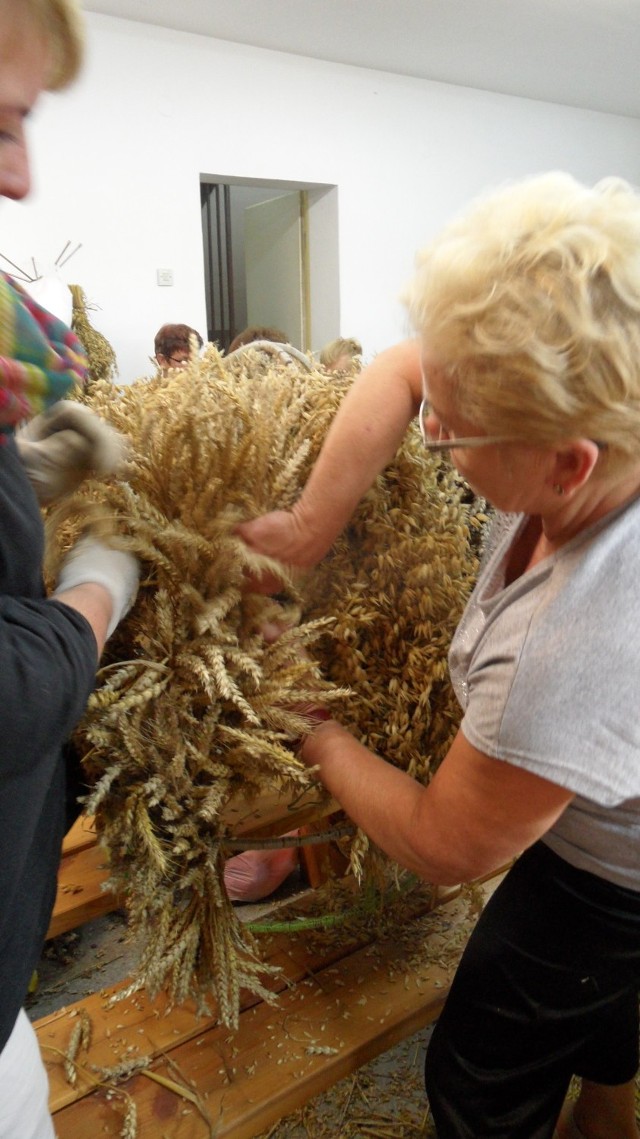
22, 0, 84, 90
405, 172, 640, 468
319, 337, 363, 370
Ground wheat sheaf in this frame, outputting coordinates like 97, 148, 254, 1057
45, 345, 486, 1026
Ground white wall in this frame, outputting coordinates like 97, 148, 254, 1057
4, 12, 640, 383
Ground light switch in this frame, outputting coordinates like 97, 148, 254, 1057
157, 268, 174, 286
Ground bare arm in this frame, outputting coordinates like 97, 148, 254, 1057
301, 722, 574, 885
238, 339, 423, 573
52, 583, 113, 658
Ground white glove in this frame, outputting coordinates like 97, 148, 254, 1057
16, 401, 127, 505
53, 536, 140, 638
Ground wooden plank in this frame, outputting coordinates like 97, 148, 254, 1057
47, 843, 118, 941
46, 880, 492, 1138
60, 789, 339, 860
62, 815, 99, 856
219, 788, 340, 841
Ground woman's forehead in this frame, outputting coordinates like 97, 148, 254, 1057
0, 14, 48, 110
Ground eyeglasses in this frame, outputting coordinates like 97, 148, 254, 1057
418, 397, 609, 454
418, 398, 513, 451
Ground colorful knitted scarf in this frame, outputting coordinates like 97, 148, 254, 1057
0, 271, 88, 428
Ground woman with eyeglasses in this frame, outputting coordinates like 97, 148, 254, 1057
153, 323, 203, 372
239, 172, 640, 1139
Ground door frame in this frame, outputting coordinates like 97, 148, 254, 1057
200, 174, 340, 353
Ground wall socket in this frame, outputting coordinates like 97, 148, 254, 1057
156, 268, 174, 286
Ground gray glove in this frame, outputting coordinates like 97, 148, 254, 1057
53, 536, 140, 638
16, 401, 127, 505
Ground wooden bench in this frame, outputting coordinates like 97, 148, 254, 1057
44, 794, 504, 1137
37, 872, 503, 1138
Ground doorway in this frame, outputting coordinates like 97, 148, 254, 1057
200, 175, 340, 354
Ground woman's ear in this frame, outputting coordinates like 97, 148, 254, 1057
551, 439, 601, 497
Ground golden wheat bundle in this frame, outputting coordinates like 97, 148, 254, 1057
45, 344, 485, 1024
69, 284, 118, 394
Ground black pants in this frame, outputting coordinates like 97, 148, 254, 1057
425, 843, 640, 1139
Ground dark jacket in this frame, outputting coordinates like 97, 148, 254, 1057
0, 433, 97, 1051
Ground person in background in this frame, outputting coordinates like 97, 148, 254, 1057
154, 322, 203, 372
238, 173, 640, 1139
227, 324, 314, 372
228, 324, 288, 353
0, 4, 139, 1136
318, 336, 362, 373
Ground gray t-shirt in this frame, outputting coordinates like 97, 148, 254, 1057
449, 498, 640, 890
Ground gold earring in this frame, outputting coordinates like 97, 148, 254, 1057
553, 484, 564, 496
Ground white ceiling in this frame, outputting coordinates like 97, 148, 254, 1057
84, 0, 640, 119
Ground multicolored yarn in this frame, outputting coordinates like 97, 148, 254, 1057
0, 272, 88, 428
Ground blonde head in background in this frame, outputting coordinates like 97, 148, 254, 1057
319, 336, 363, 372
405, 172, 640, 472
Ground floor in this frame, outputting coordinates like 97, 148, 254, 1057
26, 868, 437, 1137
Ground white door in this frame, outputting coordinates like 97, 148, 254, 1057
244, 192, 308, 349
